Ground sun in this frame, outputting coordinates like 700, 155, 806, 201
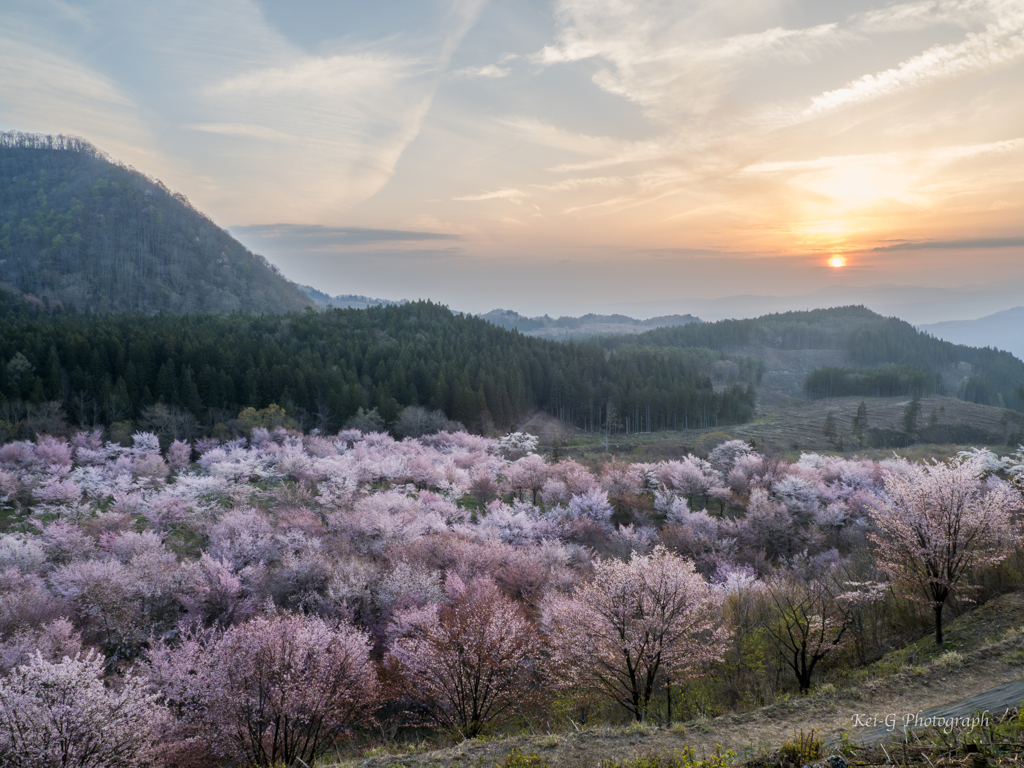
828, 255, 846, 268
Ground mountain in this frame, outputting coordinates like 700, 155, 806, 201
590, 277, 1024, 326
599, 306, 1024, 415
480, 309, 701, 339
298, 285, 404, 309
919, 307, 1024, 361
0, 132, 313, 315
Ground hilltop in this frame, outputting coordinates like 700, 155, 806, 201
599, 306, 1024, 415
0, 132, 312, 315
481, 308, 701, 340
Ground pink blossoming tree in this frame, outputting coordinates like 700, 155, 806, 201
147, 613, 379, 767
388, 576, 542, 738
543, 546, 728, 721
870, 457, 1021, 644
0, 650, 165, 768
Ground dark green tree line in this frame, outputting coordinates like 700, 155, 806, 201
0, 297, 755, 436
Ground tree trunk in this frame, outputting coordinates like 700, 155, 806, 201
934, 603, 944, 645
666, 676, 672, 723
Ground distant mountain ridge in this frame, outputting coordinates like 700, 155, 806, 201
583, 277, 1024, 326
0, 132, 312, 315
480, 308, 701, 339
597, 305, 1024, 415
919, 307, 1024, 361
298, 285, 404, 309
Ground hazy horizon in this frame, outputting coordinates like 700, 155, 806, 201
4, 0, 1024, 316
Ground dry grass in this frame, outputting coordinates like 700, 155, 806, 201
552, 394, 1016, 465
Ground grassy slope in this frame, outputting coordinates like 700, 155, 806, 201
537, 393, 1020, 467
329, 592, 1024, 768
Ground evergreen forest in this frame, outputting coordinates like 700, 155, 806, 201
0, 293, 755, 439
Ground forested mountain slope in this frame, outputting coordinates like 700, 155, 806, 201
601, 306, 1024, 412
0, 132, 312, 315
0, 296, 754, 438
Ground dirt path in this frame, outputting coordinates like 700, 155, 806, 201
856, 680, 1024, 745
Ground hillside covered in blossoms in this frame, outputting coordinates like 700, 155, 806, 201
1, 426, 1022, 766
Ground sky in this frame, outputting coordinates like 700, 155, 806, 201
3, 0, 1024, 318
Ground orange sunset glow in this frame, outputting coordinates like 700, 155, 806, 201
3, 0, 1024, 315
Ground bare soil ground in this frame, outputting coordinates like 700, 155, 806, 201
331, 593, 1024, 768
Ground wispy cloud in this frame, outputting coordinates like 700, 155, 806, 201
453, 189, 525, 202
745, 138, 1024, 175
231, 224, 462, 249
211, 53, 421, 99
806, 9, 1024, 115
0, 0, 486, 224
450, 63, 510, 78
184, 123, 297, 142
531, 2, 851, 120
853, 0, 998, 33
870, 236, 1024, 251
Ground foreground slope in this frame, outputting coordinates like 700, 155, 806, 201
345, 592, 1024, 768
0, 132, 312, 315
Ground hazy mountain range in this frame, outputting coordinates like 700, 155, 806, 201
583, 279, 1024, 327
478, 309, 700, 339
919, 307, 1024, 361
298, 285, 404, 310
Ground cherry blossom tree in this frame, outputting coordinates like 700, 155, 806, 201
0, 650, 165, 768
48, 558, 144, 656
503, 454, 550, 504
0, 617, 82, 675
388, 576, 542, 738
870, 457, 1021, 644
166, 440, 192, 471
543, 546, 728, 721
147, 613, 378, 767
497, 431, 538, 460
